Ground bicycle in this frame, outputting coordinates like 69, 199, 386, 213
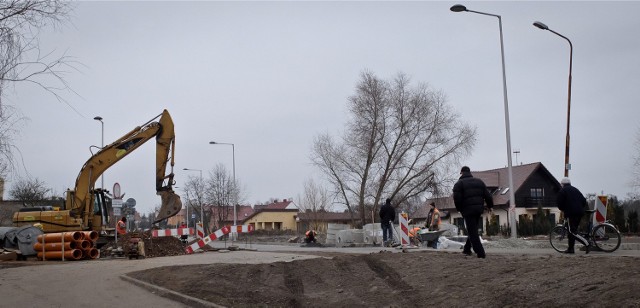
549, 209, 621, 253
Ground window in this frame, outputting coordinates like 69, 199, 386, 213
530, 188, 544, 200
500, 187, 510, 195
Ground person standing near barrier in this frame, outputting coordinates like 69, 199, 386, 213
116, 216, 127, 235
453, 166, 493, 258
379, 198, 396, 247
557, 177, 588, 254
426, 202, 441, 231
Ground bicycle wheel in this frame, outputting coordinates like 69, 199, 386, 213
549, 226, 569, 253
592, 224, 621, 252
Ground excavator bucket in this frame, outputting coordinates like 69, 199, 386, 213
154, 191, 183, 223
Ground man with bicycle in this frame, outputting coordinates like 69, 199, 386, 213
557, 177, 588, 254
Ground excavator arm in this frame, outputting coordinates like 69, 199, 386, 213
68, 109, 182, 225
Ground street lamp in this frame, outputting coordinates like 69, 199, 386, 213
533, 21, 573, 178
450, 4, 517, 238
183, 168, 204, 228
93, 116, 104, 190
209, 141, 236, 227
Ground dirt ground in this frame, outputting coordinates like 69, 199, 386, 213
126, 249, 640, 307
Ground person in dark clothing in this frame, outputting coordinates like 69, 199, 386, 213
557, 177, 588, 254
453, 166, 493, 258
379, 198, 396, 246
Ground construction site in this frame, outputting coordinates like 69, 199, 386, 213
2, 220, 640, 307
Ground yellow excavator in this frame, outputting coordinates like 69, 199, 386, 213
13, 109, 182, 239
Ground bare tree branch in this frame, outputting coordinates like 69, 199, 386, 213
311, 71, 476, 226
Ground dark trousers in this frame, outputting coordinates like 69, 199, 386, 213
382, 222, 393, 243
567, 215, 582, 251
463, 214, 485, 258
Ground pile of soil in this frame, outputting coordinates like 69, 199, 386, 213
127, 250, 640, 307
100, 231, 187, 258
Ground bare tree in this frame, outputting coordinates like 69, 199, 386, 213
182, 174, 207, 233
8, 177, 51, 204
0, 1, 76, 176
298, 177, 333, 231
205, 163, 244, 230
311, 71, 476, 226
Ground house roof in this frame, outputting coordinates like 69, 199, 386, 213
472, 162, 558, 206
426, 162, 559, 209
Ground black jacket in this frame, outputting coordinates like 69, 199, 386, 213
557, 184, 587, 217
452, 171, 493, 217
379, 200, 396, 225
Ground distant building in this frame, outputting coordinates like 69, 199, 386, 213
422, 162, 562, 234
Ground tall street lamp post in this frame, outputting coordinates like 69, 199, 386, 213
183, 168, 204, 228
533, 21, 573, 178
451, 4, 517, 238
93, 116, 104, 190
209, 141, 236, 228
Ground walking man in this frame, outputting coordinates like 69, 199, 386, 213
557, 177, 588, 254
453, 166, 493, 258
379, 198, 396, 247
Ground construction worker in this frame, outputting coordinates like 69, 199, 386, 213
116, 216, 127, 235
305, 230, 317, 243
426, 202, 441, 231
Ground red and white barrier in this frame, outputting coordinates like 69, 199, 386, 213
152, 227, 193, 237
196, 223, 204, 239
185, 225, 255, 254
594, 195, 608, 224
399, 212, 410, 247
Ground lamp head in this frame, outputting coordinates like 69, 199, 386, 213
209, 141, 217, 144
183, 168, 189, 171
533, 21, 549, 30
93, 116, 103, 121
450, 4, 467, 12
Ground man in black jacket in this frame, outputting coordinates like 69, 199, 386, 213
453, 166, 493, 258
379, 198, 396, 247
557, 177, 587, 254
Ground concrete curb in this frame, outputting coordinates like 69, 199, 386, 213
120, 274, 224, 308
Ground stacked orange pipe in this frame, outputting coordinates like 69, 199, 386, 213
34, 241, 77, 251
34, 231, 101, 261
37, 249, 82, 260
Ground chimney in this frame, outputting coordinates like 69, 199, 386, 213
0, 177, 4, 201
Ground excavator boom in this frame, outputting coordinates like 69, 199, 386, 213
14, 109, 182, 234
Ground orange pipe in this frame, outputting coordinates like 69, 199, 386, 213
83, 248, 100, 259
37, 249, 82, 260
82, 231, 99, 242
36, 232, 83, 243
34, 241, 77, 251
75, 240, 92, 250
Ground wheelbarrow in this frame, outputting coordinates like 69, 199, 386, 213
418, 230, 445, 248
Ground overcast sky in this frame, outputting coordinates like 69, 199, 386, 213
5, 1, 640, 215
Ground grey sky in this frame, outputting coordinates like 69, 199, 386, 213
6, 1, 640, 215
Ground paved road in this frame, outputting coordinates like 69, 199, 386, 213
2, 241, 639, 308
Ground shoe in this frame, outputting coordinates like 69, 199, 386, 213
462, 250, 472, 256
477, 255, 486, 259
585, 246, 590, 254
563, 249, 575, 254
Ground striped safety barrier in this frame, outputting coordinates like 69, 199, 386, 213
196, 223, 204, 239
185, 225, 255, 254
399, 212, 411, 247
152, 227, 194, 238
594, 195, 608, 224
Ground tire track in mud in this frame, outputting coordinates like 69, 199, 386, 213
363, 255, 412, 292
282, 262, 304, 308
